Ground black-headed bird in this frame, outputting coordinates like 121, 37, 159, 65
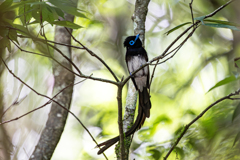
97, 34, 151, 155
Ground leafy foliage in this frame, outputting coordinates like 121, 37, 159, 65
0, 0, 85, 51
208, 75, 240, 92
1, 0, 240, 160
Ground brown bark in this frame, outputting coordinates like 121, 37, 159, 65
117, 0, 151, 159
29, 2, 77, 160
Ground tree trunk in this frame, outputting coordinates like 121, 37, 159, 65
29, 1, 77, 159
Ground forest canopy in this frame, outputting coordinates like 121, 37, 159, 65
0, 0, 240, 160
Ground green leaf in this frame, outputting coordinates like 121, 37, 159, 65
12, 24, 30, 35
203, 23, 240, 31
53, 7, 64, 19
52, 21, 82, 29
46, 5, 58, 20
48, 0, 87, 18
194, 16, 206, 22
232, 103, 240, 122
153, 115, 171, 125
0, 37, 11, 52
0, 0, 13, 12
149, 149, 161, 160
27, 20, 39, 25
8, 28, 18, 44
18, 4, 32, 25
233, 131, 240, 147
165, 22, 191, 35
8, 0, 35, 10
235, 59, 240, 68
32, 8, 40, 22
208, 75, 239, 92
26, 1, 45, 5
204, 19, 240, 27
175, 147, 184, 158
41, 4, 55, 24
0, 26, 9, 37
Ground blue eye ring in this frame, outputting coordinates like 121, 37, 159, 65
129, 40, 135, 45
129, 34, 140, 46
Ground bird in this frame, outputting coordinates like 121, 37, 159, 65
97, 34, 151, 155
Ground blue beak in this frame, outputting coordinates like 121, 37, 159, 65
129, 34, 140, 46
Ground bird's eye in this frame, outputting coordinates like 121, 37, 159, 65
129, 40, 135, 46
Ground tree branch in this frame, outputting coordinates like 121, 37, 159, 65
117, 82, 125, 159
0, 57, 108, 159
12, 34, 119, 85
119, 0, 151, 159
64, 27, 120, 82
164, 88, 240, 159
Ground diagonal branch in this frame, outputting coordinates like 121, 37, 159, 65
12, 33, 119, 85
64, 27, 120, 82
164, 88, 240, 159
122, 0, 235, 88
0, 57, 109, 159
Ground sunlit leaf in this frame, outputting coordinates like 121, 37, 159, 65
232, 103, 240, 122
174, 125, 185, 136
208, 75, 239, 92
175, 147, 184, 158
153, 115, 171, 125
185, 109, 196, 116
165, 22, 191, 35
149, 149, 161, 160
52, 21, 82, 29
203, 23, 240, 31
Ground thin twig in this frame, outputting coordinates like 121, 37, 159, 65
12, 33, 118, 85
164, 88, 240, 159
151, 25, 199, 66
149, 24, 195, 87
46, 39, 84, 49
33, 38, 118, 85
17, 35, 85, 50
189, 0, 195, 26
1, 84, 26, 118
143, 0, 234, 87
11, 39, 82, 78
204, 0, 235, 19
64, 27, 120, 82
0, 58, 109, 159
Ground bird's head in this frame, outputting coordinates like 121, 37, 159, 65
124, 34, 142, 48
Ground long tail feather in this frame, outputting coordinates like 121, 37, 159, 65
97, 87, 151, 155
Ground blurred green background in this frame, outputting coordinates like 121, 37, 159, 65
1, 0, 240, 159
